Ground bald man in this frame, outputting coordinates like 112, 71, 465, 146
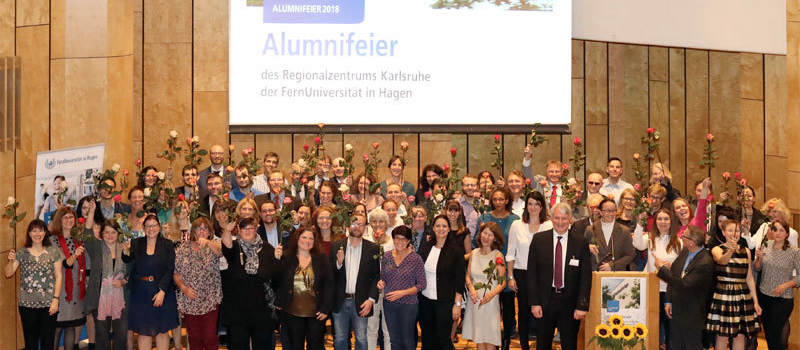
198, 144, 236, 194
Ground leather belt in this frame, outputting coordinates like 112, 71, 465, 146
139, 276, 155, 282
345, 293, 355, 299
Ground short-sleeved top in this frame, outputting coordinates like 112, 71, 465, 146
18, 246, 65, 308
175, 238, 222, 315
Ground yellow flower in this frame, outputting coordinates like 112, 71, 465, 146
608, 314, 624, 326
595, 324, 611, 339
622, 325, 635, 340
634, 323, 648, 339
610, 325, 623, 339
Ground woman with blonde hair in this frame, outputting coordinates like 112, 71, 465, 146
167, 200, 191, 244
235, 198, 259, 222
750, 198, 798, 248
649, 162, 680, 202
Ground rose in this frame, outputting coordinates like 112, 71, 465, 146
372, 142, 379, 149
633, 153, 640, 160
734, 172, 741, 180
339, 184, 349, 193
226, 165, 234, 173
186, 137, 193, 145
768, 201, 776, 210
647, 127, 655, 134
143, 188, 152, 197
301, 177, 308, 185
283, 197, 293, 205
113, 194, 122, 203
169, 130, 178, 138
363, 154, 369, 161
345, 144, 353, 151
739, 179, 747, 186
177, 194, 185, 202
494, 134, 501, 142
303, 144, 309, 152
112, 163, 120, 172
221, 193, 229, 200
77, 218, 86, 226
561, 163, 569, 170
241, 149, 248, 156
722, 172, 731, 180
6, 196, 15, 206
450, 148, 457, 156
123, 169, 129, 176
434, 193, 444, 202
62, 182, 68, 190
342, 194, 350, 201
525, 178, 532, 186
157, 172, 165, 180
314, 137, 321, 145
318, 123, 325, 129
607, 193, 615, 201
633, 183, 642, 191
443, 164, 451, 172
400, 141, 409, 151
495, 256, 504, 265
135, 159, 142, 166
229, 144, 235, 152
408, 195, 415, 203
192, 136, 199, 143
247, 147, 254, 154
297, 159, 306, 168
706, 133, 714, 141
424, 191, 431, 199
473, 191, 482, 199
539, 180, 547, 187
573, 137, 581, 146
567, 178, 577, 186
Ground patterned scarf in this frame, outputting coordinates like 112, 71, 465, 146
239, 235, 263, 275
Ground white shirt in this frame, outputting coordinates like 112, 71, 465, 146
252, 174, 269, 194
263, 224, 279, 248
632, 224, 682, 291
422, 247, 441, 300
507, 219, 552, 270
511, 198, 525, 218
599, 178, 633, 205
601, 221, 615, 245
545, 182, 562, 208
552, 230, 569, 288
748, 222, 799, 250
338, 239, 364, 294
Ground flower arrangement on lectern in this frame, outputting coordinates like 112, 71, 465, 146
589, 314, 647, 350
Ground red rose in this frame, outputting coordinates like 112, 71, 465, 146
113, 194, 122, 202
734, 172, 741, 180
372, 142, 379, 149
314, 137, 321, 145
450, 148, 457, 156
424, 191, 431, 198
186, 137, 193, 145
222, 193, 229, 200
226, 165, 234, 173
363, 154, 369, 161
633, 183, 642, 191
525, 178, 532, 185
408, 195, 415, 202
303, 144, 310, 152
301, 177, 308, 185
647, 127, 656, 134
123, 169, 129, 176
561, 163, 569, 170
318, 123, 325, 129
443, 164, 451, 172
705, 133, 714, 141
135, 159, 142, 166
722, 172, 731, 180
539, 180, 547, 187
283, 197, 293, 205
494, 134, 501, 142
769, 201, 776, 209
242, 149, 248, 156
739, 179, 747, 186
495, 256, 504, 265
573, 137, 581, 146
342, 194, 350, 201
177, 194, 185, 202
77, 217, 86, 225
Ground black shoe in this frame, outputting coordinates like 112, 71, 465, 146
218, 335, 228, 345
501, 338, 510, 350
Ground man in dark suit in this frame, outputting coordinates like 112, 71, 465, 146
198, 144, 235, 194
254, 169, 300, 213
528, 202, 592, 350
569, 193, 603, 238
198, 173, 224, 218
95, 177, 131, 221
656, 226, 715, 350
584, 198, 635, 271
329, 213, 380, 350
177, 164, 204, 200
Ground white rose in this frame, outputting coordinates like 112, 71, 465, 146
143, 188, 152, 197
297, 159, 306, 167
6, 196, 15, 206
169, 130, 178, 138
339, 184, 349, 193
157, 172, 165, 180
345, 144, 353, 151
111, 163, 120, 172
61, 182, 68, 190
567, 177, 577, 186
434, 193, 444, 202
192, 136, 199, 143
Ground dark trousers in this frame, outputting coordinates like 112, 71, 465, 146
758, 291, 793, 350
669, 324, 703, 350
19, 306, 57, 350
659, 292, 671, 348
184, 308, 219, 350
383, 301, 418, 350
535, 292, 579, 350
228, 319, 273, 350
499, 290, 516, 340
514, 269, 537, 350
418, 295, 454, 350
284, 313, 325, 350
93, 309, 128, 350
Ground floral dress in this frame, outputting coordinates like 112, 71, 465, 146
17, 246, 65, 308
174, 238, 222, 315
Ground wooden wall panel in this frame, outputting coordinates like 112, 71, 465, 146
0, 0, 14, 56
765, 55, 787, 157
193, 91, 229, 170
565, 39, 586, 181
502, 134, 526, 178
0, 151, 14, 250
668, 48, 687, 195
133, 12, 143, 145
142, 44, 192, 171
194, 0, 228, 91
255, 134, 293, 175
649, 47, 669, 82
0, 267, 18, 350
685, 49, 709, 187
393, 134, 419, 188
585, 42, 608, 125
341, 134, 390, 181
16, 26, 49, 177
529, 135, 562, 178
649, 80, 669, 166
788, 22, 800, 175
740, 53, 764, 100
143, 0, 192, 44
741, 99, 765, 204
585, 124, 608, 175
709, 51, 742, 189
50, 58, 108, 150
16, 0, 48, 26
106, 55, 135, 169
467, 134, 499, 179
572, 40, 584, 79
107, 0, 134, 57
231, 134, 255, 166
608, 44, 649, 185
418, 134, 467, 180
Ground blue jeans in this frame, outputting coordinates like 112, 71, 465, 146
333, 298, 368, 350
383, 301, 418, 350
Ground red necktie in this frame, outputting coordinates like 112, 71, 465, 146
550, 185, 558, 207
554, 236, 563, 289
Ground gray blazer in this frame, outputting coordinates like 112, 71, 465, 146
84, 237, 130, 313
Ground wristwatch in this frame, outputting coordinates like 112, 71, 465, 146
456, 301, 462, 307
508, 276, 514, 281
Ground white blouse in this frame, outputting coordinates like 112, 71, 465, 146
746, 222, 799, 250
632, 224, 682, 292
506, 219, 553, 271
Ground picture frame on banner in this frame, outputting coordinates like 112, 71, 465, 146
34, 144, 106, 225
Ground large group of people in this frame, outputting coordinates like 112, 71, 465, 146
4, 142, 798, 350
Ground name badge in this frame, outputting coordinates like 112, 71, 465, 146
569, 258, 579, 267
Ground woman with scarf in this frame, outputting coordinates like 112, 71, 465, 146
84, 219, 128, 350
49, 207, 88, 350
220, 217, 280, 350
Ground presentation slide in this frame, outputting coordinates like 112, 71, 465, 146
229, 0, 571, 126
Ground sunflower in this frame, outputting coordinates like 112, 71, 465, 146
608, 314, 624, 326
634, 323, 648, 339
610, 325, 623, 339
595, 324, 611, 338
622, 325, 635, 340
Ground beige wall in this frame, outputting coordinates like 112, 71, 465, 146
1, 0, 799, 347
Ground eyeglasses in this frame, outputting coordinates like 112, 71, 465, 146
240, 227, 256, 231
601, 209, 616, 213
195, 226, 209, 232
318, 217, 332, 221
587, 181, 602, 186
350, 223, 365, 227
145, 224, 160, 229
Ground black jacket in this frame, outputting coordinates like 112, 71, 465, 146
329, 238, 381, 316
418, 239, 466, 304
527, 229, 592, 312
657, 248, 715, 330
220, 240, 279, 325
276, 253, 334, 316
122, 236, 175, 294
